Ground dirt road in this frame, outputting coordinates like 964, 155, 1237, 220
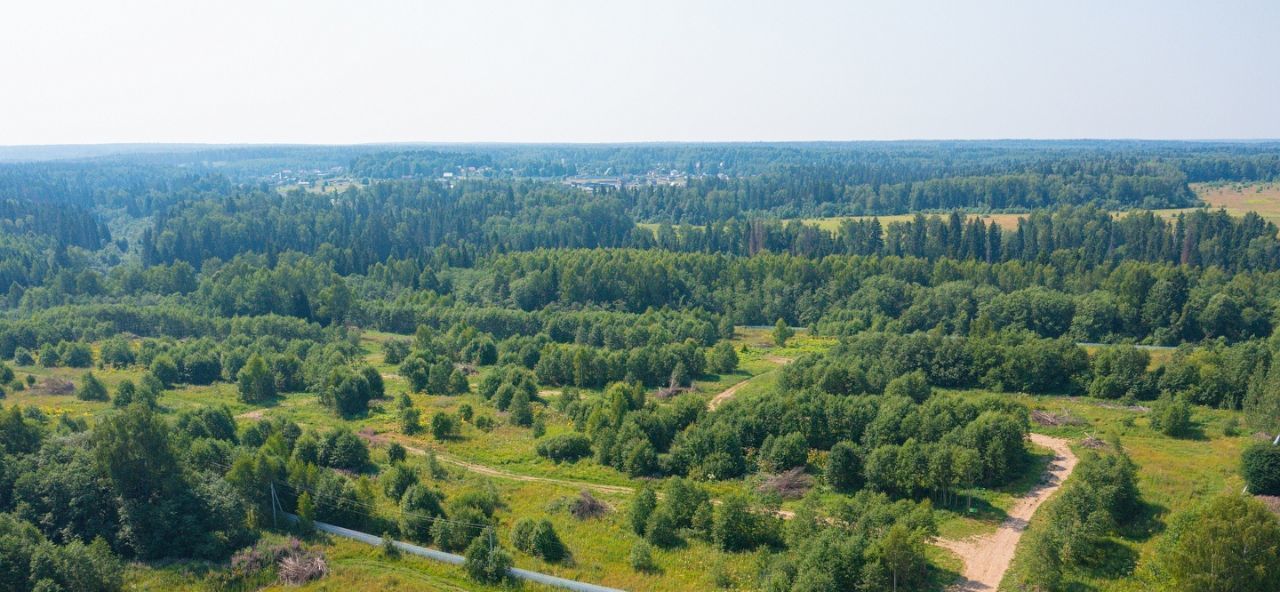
707, 357, 792, 411
396, 439, 634, 495
707, 378, 755, 411
392, 439, 805, 520
935, 433, 1078, 592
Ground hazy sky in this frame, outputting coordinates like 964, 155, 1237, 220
2, 0, 1278, 144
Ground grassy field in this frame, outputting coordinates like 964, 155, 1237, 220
636, 182, 1280, 244
1193, 181, 1280, 225
801, 212, 1029, 232
637, 213, 1030, 236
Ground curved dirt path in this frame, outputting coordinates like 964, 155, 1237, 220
935, 433, 1078, 592
395, 439, 634, 495
708, 377, 756, 411
707, 358, 792, 411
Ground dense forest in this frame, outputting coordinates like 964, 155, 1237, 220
2, 142, 1280, 592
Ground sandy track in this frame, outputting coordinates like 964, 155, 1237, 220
708, 378, 754, 411
707, 357, 793, 411
935, 433, 1078, 592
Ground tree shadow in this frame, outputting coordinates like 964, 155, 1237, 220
939, 495, 1009, 525
1062, 583, 1100, 592
1079, 539, 1140, 580
1116, 500, 1168, 542
928, 561, 962, 591
997, 446, 1056, 496
1179, 422, 1209, 441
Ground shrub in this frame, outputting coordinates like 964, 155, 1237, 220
383, 340, 410, 364
321, 368, 373, 417
645, 507, 679, 548
360, 366, 385, 399
1151, 396, 1193, 438
100, 337, 136, 368
76, 372, 109, 401
398, 484, 444, 542
238, 354, 277, 404
509, 390, 533, 426
448, 370, 470, 395
430, 413, 456, 441
510, 518, 537, 553
772, 318, 793, 347
296, 492, 315, 534
61, 341, 94, 367
629, 540, 656, 572
463, 529, 511, 585
511, 518, 565, 562
759, 432, 808, 472
150, 354, 179, 387
113, 379, 136, 408
400, 407, 421, 435
1222, 417, 1240, 437
536, 432, 592, 462
381, 464, 419, 502
13, 347, 34, 366
712, 495, 763, 551
1242, 443, 1280, 495
690, 500, 715, 539
381, 532, 400, 559
708, 341, 739, 374
38, 342, 60, 367
530, 520, 566, 562
426, 451, 446, 478
432, 512, 487, 552
630, 486, 657, 535
386, 442, 406, 464
710, 560, 734, 588
317, 429, 369, 471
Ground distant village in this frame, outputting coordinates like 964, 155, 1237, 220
267, 163, 728, 193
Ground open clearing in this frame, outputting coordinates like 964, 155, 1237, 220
1193, 181, 1280, 225
801, 212, 1029, 232
707, 355, 792, 410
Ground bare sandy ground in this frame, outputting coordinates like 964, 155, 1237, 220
935, 433, 1078, 592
